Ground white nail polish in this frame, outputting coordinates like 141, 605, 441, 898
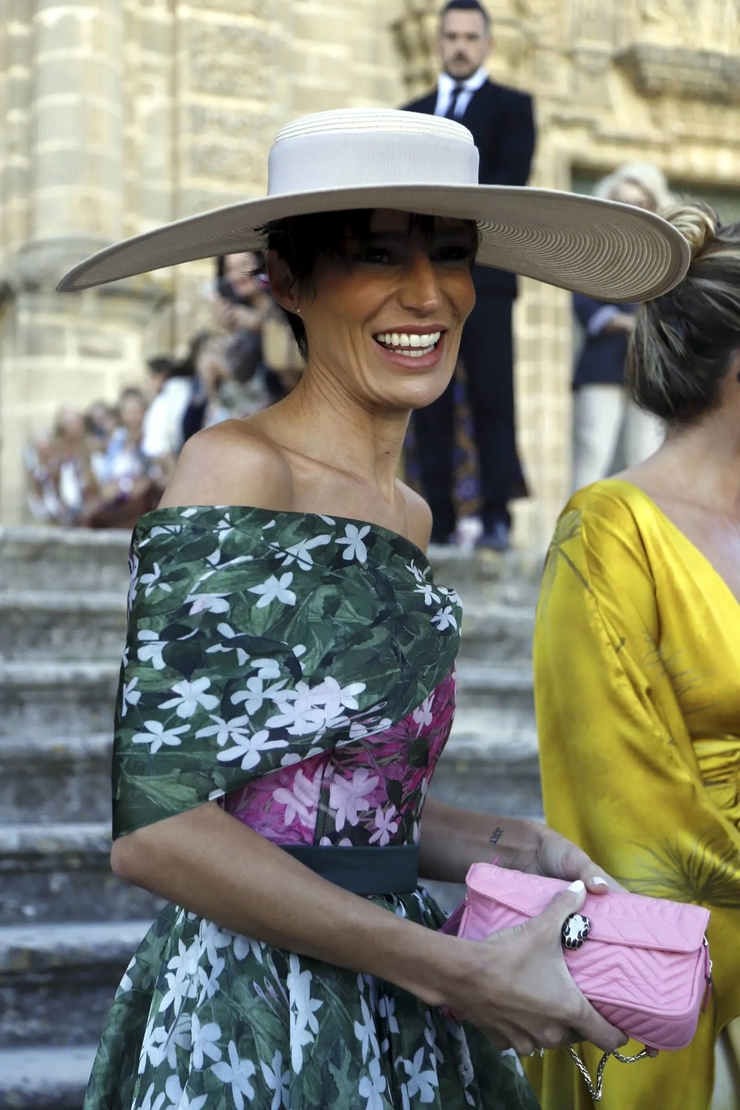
568, 880, 585, 892
592, 877, 608, 887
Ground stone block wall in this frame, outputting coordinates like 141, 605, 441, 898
1, 0, 739, 540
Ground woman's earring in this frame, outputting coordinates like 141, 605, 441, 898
293, 307, 301, 315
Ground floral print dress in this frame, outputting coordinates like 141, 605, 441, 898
85, 506, 539, 1110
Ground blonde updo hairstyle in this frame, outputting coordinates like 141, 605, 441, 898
628, 201, 740, 423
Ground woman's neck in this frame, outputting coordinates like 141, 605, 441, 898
260, 368, 410, 500
635, 413, 740, 519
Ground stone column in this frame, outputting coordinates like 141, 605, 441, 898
0, 0, 167, 525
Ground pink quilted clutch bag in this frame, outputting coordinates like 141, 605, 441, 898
441, 862, 712, 1052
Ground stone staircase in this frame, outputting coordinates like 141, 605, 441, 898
0, 526, 542, 1109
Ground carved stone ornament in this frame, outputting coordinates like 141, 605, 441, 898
617, 43, 740, 104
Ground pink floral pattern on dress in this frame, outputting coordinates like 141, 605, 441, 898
224, 667, 456, 848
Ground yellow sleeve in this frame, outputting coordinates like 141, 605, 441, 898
529, 493, 740, 1109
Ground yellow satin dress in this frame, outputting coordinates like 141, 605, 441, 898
525, 479, 740, 1110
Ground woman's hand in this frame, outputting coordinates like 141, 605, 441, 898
516, 821, 625, 896
442, 882, 628, 1056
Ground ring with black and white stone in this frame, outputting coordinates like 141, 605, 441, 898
561, 912, 591, 950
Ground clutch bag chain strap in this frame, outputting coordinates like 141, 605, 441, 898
566, 1046, 648, 1102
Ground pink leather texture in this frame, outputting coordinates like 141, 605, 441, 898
441, 863, 711, 1051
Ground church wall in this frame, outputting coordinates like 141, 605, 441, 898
1, 0, 739, 541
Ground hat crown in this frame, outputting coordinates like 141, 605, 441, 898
267, 108, 479, 198
273, 108, 475, 146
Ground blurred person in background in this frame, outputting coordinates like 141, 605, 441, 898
82, 388, 158, 528
24, 429, 62, 522
141, 354, 195, 488
572, 163, 672, 491
51, 406, 97, 524
404, 0, 535, 549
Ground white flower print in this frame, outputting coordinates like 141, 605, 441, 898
191, 1013, 222, 1069
159, 677, 220, 719
286, 953, 323, 1073
128, 553, 140, 613
162, 1010, 192, 1069
336, 523, 370, 563
132, 720, 188, 755
199, 921, 233, 966
139, 561, 173, 598
198, 955, 224, 1001
406, 560, 426, 584
272, 768, 320, 827
312, 676, 366, 720
164, 1075, 207, 1110
232, 933, 264, 963
121, 676, 141, 717
424, 1011, 444, 1064
250, 658, 282, 680
217, 728, 288, 771
414, 582, 440, 606
349, 716, 392, 741
211, 1041, 256, 1109
401, 1046, 439, 1102
230, 676, 288, 716
353, 994, 380, 1063
431, 605, 457, 632
134, 1083, 166, 1110
138, 1017, 167, 1072
185, 592, 231, 615
501, 1046, 525, 1077
195, 714, 250, 748
272, 533, 331, 570
329, 768, 380, 830
206, 623, 249, 667
369, 805, 399, 846
378, 995, 399, 1034
412, 694, 434, 731
248, 573, 296, 609
138, 630, 168, 671
359, 1058, 387, 1110
159, 938, 200, 1014
260, 1049, 290, 1110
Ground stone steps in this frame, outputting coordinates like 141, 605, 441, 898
0, 919, 150, 1048
0, 527, 131, 595
0, 525, 543, 1105
0, 822, 164, 926
0, 662, 119, 739
0, 734, 113, 824
0, 592, 126, 662
0, 1045, 97, 1110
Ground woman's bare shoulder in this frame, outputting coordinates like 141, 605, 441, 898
397, 481, 433, 553
158, 419, 294, 510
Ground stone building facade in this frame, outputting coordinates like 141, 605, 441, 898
1, 0, 739, 545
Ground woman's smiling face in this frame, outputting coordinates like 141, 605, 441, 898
268, 209, 477, 413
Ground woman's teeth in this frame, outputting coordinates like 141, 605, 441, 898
375, 331, 441, 357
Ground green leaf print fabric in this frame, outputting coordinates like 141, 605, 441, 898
85, 506, 540, 1110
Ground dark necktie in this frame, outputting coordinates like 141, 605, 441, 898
445, 83, 464, 120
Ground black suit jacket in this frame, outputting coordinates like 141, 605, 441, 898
404, 80, 536, 296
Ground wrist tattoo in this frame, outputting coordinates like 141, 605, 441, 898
489, 827, 504, 845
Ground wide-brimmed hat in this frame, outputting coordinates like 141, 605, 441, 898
58, 109, 689, 301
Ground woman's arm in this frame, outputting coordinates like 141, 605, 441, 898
112, 799, 625, 1057
419, 799, 618, 894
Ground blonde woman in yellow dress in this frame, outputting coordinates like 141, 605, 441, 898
529, 203, 740, 1110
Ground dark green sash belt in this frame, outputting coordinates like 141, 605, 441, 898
282, 844, 420, 895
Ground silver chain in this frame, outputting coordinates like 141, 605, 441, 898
566, 1046, 648, 1101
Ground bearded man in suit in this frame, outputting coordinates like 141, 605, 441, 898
404, 0, 535, 550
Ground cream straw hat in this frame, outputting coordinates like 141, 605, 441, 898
58, 109, 689, 301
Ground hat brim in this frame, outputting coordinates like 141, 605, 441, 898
57, 183, 689, 302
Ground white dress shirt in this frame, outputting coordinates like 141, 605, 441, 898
434, 66, 488, 120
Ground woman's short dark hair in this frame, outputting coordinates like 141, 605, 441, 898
258, 209, 479, 360
628, 202, 740, 425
